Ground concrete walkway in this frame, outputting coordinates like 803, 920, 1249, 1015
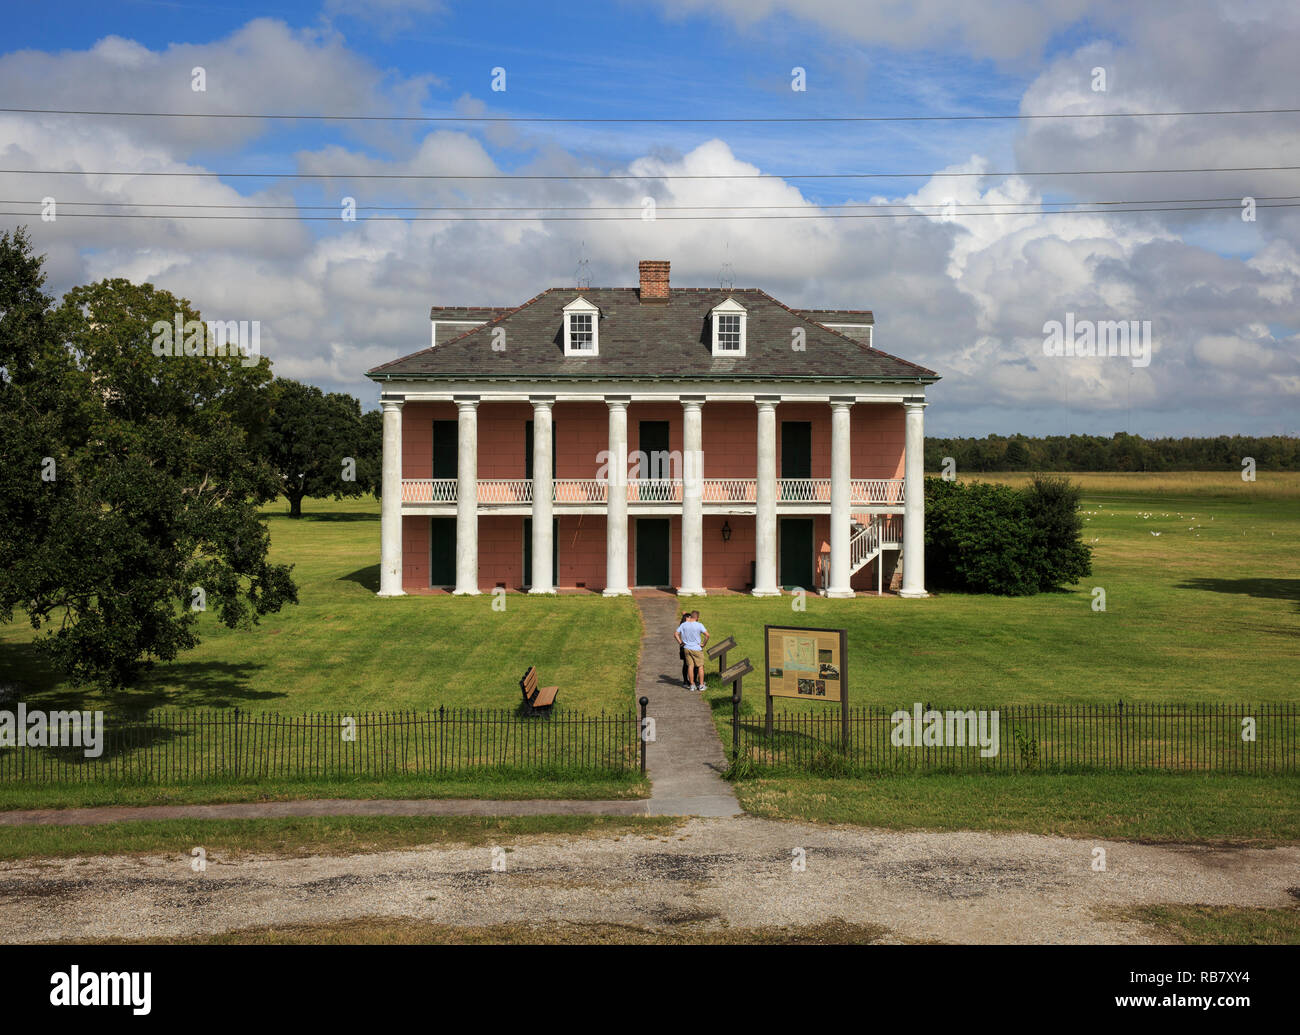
634, 595, 741, 817
0, 595, 740, 826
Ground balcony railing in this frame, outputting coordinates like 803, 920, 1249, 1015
401, 477, 904, 505
851, 478, 906, 505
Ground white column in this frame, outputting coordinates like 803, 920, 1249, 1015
899, 399, 928, 598
827, 399, 854, 598
678, 398, 705, 596
752, 398, 780, 596
602, 398, 630, 596
529, 398, 555, 594
378, 397, 405, 596
453, 398, 480, 595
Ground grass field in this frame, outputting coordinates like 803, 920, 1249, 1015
1, 473, 1296, 831
0, 496, 641, 715
1124, 903, 1300, 945
730, 772, 1300, 843
688, 472, 1299, 710
0, 814, 678, 863
692, 471, 1300, 839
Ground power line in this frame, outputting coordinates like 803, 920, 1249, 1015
4, 106, 1299, 123
8, 195, 1296, 212
5, 202, 1294, 221
4, 165, 1298, 181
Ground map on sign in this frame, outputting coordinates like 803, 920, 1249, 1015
782, 636, 817, 674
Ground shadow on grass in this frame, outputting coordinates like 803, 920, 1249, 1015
339, 564, 380, 592
277, 510, 379, 523
1177, 577, 1300, 611
123, 661, 279, 710
0, 647, 276, 713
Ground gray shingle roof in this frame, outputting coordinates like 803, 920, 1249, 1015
369, 288, 937, 382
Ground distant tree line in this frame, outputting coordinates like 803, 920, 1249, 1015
925, 432, 1300, 473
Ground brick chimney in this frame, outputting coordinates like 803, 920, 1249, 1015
638, 259, 670, 302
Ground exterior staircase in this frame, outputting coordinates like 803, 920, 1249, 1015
848, 516, 882, 576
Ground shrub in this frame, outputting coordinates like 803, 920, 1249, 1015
923, 476, 1092, 595
1022, 475, 1093, 589
923, 478, 1040, 594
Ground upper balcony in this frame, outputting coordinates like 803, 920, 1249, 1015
400, 477, 904, 513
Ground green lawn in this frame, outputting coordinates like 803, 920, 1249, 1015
1, 475, 1296, 832
0, 496, 642, 715
0, 814, 678, 863
1127, 903, 1300, 945
691, 473, 1299, 841
688, 473, 1299, 711
731, 772, 1300, 843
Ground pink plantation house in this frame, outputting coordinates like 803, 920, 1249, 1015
366, 260, 938, 597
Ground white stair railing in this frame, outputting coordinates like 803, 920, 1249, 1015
849, 518, 881, 575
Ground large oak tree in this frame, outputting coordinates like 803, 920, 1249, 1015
0, 228, 297, 689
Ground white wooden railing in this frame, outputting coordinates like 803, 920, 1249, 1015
702, 478, 756, 502
778, 478, 831, 502
851, 478, 905, 504
401, 478, 458, 503
849, 518, 882, 575
401, 477, 905, 506
628, 479, 683, 502
554, 479, 608, 503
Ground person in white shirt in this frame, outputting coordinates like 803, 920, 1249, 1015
674, 611, 710, 692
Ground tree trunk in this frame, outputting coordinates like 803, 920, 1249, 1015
288, 492, 303, 518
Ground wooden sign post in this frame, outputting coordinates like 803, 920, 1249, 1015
719, 656, 753, 763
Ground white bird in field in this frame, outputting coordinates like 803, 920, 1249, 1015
1150, 531, 1161, 536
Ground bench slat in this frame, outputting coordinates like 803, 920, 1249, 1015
533, 685, 559, 708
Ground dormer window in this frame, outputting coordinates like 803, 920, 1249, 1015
563, 297, 599, 356
711, 298, 747, 356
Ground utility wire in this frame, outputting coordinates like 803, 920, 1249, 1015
4, 165, 1298, 180
5, 202, 1294, 221
7, 195, 1297, 212
4, 106, 1300, 123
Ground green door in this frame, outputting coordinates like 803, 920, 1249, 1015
432, 421, 458, 478
779, 518, 814, 590
429, 517, 456, 587
639, 421, 671, 479
522, 518, 559, 588
635, 518, 671, 587
781, 422, 811, 477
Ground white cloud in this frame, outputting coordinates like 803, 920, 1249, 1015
3, 10, 1298, 436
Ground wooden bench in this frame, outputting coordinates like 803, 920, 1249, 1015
519, 665, 559, 714
707, 635, 737, 676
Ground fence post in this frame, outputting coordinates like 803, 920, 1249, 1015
638, 696, 649, 775
233, 706, 240, 778
1116, 699, 1124, 770
732, 680, 741, 764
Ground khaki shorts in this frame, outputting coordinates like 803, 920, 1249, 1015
683, 649, 705, 668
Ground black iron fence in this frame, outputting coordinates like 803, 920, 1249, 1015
732, 702, 1299, 774
0, 707, 640, 783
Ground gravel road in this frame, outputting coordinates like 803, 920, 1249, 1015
2, 817, 1296, 944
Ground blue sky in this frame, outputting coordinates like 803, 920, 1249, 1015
3, 0, 1298, 437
